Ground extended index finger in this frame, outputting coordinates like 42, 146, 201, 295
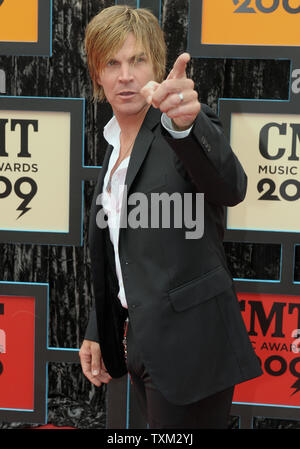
167, 53, 190, 80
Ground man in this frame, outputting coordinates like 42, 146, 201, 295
79, 5, 262, 429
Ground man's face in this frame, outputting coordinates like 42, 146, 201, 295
97, 33, 156, 119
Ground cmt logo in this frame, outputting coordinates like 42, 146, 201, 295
256, 121, 300, 202
233, 0, 300, 14
259, 122, 300, 161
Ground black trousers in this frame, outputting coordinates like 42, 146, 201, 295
126, 320, 235, 429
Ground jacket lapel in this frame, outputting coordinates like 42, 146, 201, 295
124, 106, 162, 194
97, 107, 161, 196
119, 107, 161, 231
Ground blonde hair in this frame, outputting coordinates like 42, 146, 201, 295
85, 5, 167, 102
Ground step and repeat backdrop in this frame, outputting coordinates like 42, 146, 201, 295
0, 0, 299, 429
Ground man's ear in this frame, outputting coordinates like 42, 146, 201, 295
95, 67, 102, 86
96, 74, 102, 86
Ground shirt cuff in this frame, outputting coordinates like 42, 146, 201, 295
161, 113, 193, 139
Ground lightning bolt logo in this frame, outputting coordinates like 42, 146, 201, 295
290, 377, 300, 396
14, 177, 38, 219
16, 203, 31, 219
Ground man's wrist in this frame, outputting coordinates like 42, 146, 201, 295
171, 119, 194, 132
161, 113, 193, 139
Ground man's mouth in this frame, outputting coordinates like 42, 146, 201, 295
118, 91, 136, 97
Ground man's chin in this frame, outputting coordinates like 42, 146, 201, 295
115, 101, 150, 117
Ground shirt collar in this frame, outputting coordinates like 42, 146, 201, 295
103, 115, 121, 149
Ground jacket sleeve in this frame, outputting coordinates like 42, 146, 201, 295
84, 301, 100, 342
164, 103, 247, 206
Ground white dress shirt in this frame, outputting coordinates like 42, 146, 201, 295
102, 113, 192, 309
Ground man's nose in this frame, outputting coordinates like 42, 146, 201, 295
118, 63, 134, 82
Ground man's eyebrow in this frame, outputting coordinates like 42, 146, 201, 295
130, 52, 147, 60
107, 52, 147, 62
136, 52, 146, 57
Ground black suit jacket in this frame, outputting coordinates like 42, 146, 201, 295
85, 104, 262, 405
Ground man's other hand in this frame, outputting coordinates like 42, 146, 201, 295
79, 339, 112, 387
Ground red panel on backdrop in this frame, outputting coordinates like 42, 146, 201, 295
234, 292, 300, 407
0, 296, 35, 410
